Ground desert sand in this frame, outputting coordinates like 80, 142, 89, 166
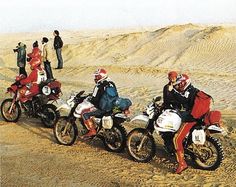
0, 24, 236, 186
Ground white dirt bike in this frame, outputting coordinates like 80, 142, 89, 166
54, 91, 131, 152
126, 96, 226, 170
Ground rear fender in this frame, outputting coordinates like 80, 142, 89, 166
208, 125, 226, 135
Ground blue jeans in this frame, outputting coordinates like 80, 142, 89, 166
44, 60, 54, 79
56, 48, 63, 68
82, 109, 105, 120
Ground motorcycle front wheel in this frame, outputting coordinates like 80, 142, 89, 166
41, 104, 60, 128
126, 128, 156, 162
53, 116, 78, 146
101, 123, 127, 153
1, 99, 21, 122
188, 136, 224, 170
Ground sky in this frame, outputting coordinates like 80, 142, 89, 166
0, 0, 236, 33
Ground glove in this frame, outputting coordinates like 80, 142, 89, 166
15, 81, 21, 86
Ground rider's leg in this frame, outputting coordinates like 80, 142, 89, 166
81, 109, 104, 138
173, 122, 195, 174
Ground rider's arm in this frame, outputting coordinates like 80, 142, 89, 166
171, 86, 199, 110
90, 84, 105, 105
163, 84, 170, 107
171, 88, 191, 105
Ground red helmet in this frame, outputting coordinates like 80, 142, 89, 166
29, 58, 41, 69
174, 74, 191, 92
94, 68, 107, 83
168, 71, 178, 79
168, 71, 178, 83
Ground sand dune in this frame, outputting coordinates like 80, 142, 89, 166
1, 24, 236, 186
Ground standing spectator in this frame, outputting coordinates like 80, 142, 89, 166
53, 30, 63, 69
42, 37, 54, 81
27, 41, 41, 62
14, 42, 27, 77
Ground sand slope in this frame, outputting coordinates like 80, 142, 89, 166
0, 24, 236, 186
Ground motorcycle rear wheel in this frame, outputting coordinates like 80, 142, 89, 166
41, 104, 60, 128
126, 128, 156, 162
188, 136, 224, 170
102, 123, 127, 153
1, 99, 21, 122
53, 116, 78, 146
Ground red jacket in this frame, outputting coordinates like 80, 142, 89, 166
27, 47, 41, 60
20, 67, 47, 94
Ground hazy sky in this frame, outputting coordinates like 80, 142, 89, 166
0, 0, 235, 33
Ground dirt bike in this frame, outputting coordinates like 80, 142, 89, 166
1, 75, 61, 128
126, 96, 225, 171
54, 91, 131, 153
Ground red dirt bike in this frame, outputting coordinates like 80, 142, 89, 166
1, 75, 61, 128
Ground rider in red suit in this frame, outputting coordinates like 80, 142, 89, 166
19, 58, 47, 102
169, 74, 199, 174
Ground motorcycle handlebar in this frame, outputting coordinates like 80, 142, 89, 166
75, 91, 91, 102
153, 96, 162, 102
75, 90, 85, 98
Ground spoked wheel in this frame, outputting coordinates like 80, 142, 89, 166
126, 128, 156, 163
41, 104, 60, 128
53, 117, 78, 146
102, 124, 127, 153
188, 136, 224, 170
1, 99, 21, 122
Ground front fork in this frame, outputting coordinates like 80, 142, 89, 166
136, 129, 152, 152
137, 134, 148, 152
62, 117, 76, 136
62, 121, 71, 136
8, 98, 17, 114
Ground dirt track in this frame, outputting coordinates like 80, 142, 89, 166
1, 115, 236, 187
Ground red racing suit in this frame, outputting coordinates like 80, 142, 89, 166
171, 85, 199, 152
20, 67, 47, 102
27, 47, 41, 60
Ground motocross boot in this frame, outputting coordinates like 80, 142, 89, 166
175, 151, 188, 174
81, 119, 97, 139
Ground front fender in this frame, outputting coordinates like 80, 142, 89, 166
56, 103, 71, 111
131, 114, 149, 123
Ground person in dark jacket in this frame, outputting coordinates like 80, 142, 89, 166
53, 30, 63, 69
80, 68, 117, 139
163, 71, 181, 109
160, 71, 182, 154
169, 74, 199, 174
14, 42, 27, 77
